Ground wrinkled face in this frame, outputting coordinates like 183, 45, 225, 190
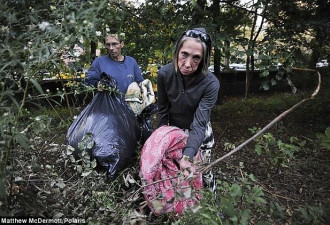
105, 36, 123, 60
178, 39, 203, 76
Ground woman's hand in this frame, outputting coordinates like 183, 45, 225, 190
180, 155, 196, 177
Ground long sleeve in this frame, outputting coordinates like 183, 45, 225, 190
85, 59, 101, 87
155, 63, 220, 160
133, 60, 144, 84
84, 55, 143, 94
183, 78, 220, 160
156, 69, 170, 127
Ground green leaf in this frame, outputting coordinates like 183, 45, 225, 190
261, 70, 269, 77
76, 165, 82, 173
229, 184, 242, 197
91, 159, 97, 169
276, 74, 283, 80
221, 198, 238, 217
14, 133, 30, 150
7, 94, 20, 110
271, 78, 276, 86
325, 127, 330, 137
81, 169, 93, 177
246, 49, 254, 56
261, 83, 269, 90
317, 127, 330, 150
53, 212, 64, 219
30, 78, 44, 94
189, 201, 201, 214
56, 180, 66, 189
78, 132, 94, 151
255, 197, 267, 204
298, 140, 306, 147
321, 142, 330, 150
298, 207, 309, 220
240, 209, 251, 225
200, 213, 212, 219
289, 136, 298, 143
66, 145, 75, 155
252, 186, 264, 197
248, 174, 256, 182
255, 144, 262, 155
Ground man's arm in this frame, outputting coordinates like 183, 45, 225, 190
85, 59, 101, 87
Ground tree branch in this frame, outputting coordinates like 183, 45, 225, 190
199, 68, 321, 173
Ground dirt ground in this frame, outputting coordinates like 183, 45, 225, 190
210, 80, 330, 223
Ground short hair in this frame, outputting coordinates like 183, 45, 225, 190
173, 36, 210, 75
104, 33, 125, 43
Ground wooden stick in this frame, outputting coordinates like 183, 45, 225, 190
198, 68, 321, 173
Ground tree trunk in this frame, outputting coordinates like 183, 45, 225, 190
223, 40, 230, 68
90, 41, 97, 64
245, 56, 251, 98
212, 0, 221, 80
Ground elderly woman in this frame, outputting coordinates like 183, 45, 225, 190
157, 28, 220, 190
140, 28, 219, 215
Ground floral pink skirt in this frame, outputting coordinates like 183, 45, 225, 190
140, 125, 203, 216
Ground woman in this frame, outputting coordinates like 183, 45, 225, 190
157, 27, 220, 190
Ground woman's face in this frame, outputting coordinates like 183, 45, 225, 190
178, 39, 203, 76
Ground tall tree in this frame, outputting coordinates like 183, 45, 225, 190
244, 0, 268, 98
264, 0, 330, 68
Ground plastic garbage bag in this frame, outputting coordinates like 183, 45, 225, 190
67, 73, 140, 178
137, 103, 158, 144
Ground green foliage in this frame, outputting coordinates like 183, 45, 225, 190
316, 127, 330, 150
265, 0, 330, 67
295, 205, 327, 225
249, 127, 303, 175
179, 173, 270, 225
3, 133, 144, 223
0, 0, 108, 210
1, 0, 329, 223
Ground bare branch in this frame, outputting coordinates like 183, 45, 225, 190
199, 68, 321, 173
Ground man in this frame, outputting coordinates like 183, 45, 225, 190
85, 33, 143, 94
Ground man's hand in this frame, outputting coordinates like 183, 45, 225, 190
97, 80, 105, 91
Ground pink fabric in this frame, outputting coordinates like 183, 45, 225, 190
140, 125, 203, 215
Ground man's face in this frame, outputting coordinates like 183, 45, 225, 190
178, 39, 203, 76
105, 36, 123, 60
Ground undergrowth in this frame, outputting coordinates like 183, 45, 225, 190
2, 88, 330, 224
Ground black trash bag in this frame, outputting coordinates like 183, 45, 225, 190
137, 103, 158, 144
67, 74, 140, 178
97, 72, 118, 91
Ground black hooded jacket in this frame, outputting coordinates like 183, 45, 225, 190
157, 62, 220, 159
